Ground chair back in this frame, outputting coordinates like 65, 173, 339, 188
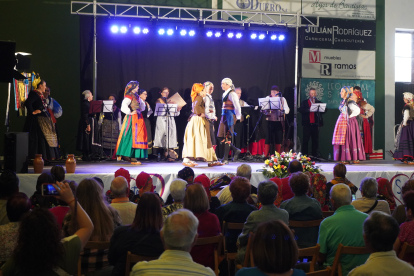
125, 251, 158, 276
398, 242, 414, 261
194, 234, 223, 276
243, 232, 255, 268
289, 219, 324, 228
306, 267, 331, 276
298, 244, 320, 272
77, 241, 111, 276
322, 211, 334, 217
330, 243, 370, 276
222, 221, 244, 254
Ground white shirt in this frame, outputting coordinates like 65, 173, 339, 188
341, 102, 360, 118
110, 201, 137, 225
222, 89, 241, 120
351, 197, 391, 215
204, 94, 217, 120
264, 96, 290, 114
121, 97, 145, 115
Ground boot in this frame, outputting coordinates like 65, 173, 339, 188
264, 144, 270, 157
231, 144, 241, 161
275, 144, 281, 154
221, 143, 230, 164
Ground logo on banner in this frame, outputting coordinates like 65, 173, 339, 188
304, 80, 324, 101
309, 50, 321, 63
236, 0, 250, 9
320, 63, 332, 76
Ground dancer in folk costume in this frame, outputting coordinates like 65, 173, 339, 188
394, 92, 414, 164
182, 83, 224, 167
353, 86, 375, 155
203, 81, 217, 150
114, 81, 148, 165
332, 86, 366, 164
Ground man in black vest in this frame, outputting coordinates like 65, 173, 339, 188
299, 88, 324, 157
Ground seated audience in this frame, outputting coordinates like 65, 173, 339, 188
131, 171, 156, 204
194, 174, 221, 213
162, 179, 186, 219
392, 180, 414, 225
377, 177, 396, 210
0, 181, 94, 276
50, 165, 65, 182
236, 220, 306, 276
184, 183, 221, 270
106, 168, 136, 203
63, 178, 121, 276
0, 193, 31, 266
49, 180, 78, 230
130, 209, 215, 276
270, 160, 303, 206
349, 211, 414, 276
237, 180, 289, 264
317, 184, 369, 276
310, 173, 330, 211
109, 193, 164, 276
393, 190, 414, 265
352, 177, 391, 214
110, 176, 137, 225
0, 171, 19, 226
215, 176, 257, 252
281, 172, 323, 248
30, 172, 60, 209
178, 167, 195, 184
325, 163, 358, 208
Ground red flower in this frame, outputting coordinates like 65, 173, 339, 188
312, 162, 316, 165
269, 163, 273, 167
303, 165, 306, 169
273, 159, 277, 163
281, 165, 285, 169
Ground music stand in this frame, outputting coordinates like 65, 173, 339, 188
310, 103, 326, 125
102, 100, 115, 159
155, 103, 177, 159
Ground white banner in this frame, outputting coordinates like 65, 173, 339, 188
222, 0, 376, 20
302, 48, 375, 79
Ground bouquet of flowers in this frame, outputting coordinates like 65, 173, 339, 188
262, 150, 322, 178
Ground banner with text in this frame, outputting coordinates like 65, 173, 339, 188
302, 17, 376, 50
302, 48, 375, 80
300, 78, 376, 109
222, 0, 376, 20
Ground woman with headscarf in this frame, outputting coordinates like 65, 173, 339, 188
353, 86, 375, 155
218, 78, 242, 164
182, 83, 223, 167
332, 86, 366, 164
377, 177, 396, 210
394, 92, 414, 164
114, 81, 148, 165
194, 174, 221, 213
138, 89, 154, 155
131, 171, 157, 204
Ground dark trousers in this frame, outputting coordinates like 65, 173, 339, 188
302, 124, 319, 156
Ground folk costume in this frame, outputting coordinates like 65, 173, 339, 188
203, 81, 217, 147
182, 83, 222, 167
138, 89, 154, 155
354, 91, 375, 154
114, 81, 148, 165
394, 92, 414, 163
332, 87, 366, 162
299, 96, 324, 157
102, 101, 122, 154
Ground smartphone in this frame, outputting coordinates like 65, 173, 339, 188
41, 184, 58, 196
352, 194, 356, 201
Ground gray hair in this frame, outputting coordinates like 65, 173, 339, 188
364, 211, 400, 252
236, 164, 252, 179
82, 90, 92, 100
258, 180, 278, 205
170, 178, 187, 202
162, 209, 199, 251
360, 177, 378, 199
330, 184, 352, 207
110, 176, 128, 197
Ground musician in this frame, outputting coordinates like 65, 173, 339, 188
234, 87, 250, 151
203, 81, 217, 149
235, 87, 250, 109
263, 85, 290, 156
299, 87, 324, 157
76, 90, 95, 161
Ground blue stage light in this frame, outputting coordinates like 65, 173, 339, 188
167, 29, 174, 35
133, 27, 141, 34
111, 26, 119, 33
251, 33, 257, 39
180, 29, 187, 36
259, 34, 265, 40
227, 32, 234, 38
206, 31, 213, 37
120, 26, 127, 33
189, 30, 195, 36
158, 28, 165, 35
271, 34, 277, 40
279, 34, 285, 41
142, 28, 149, 34
215, 31, 221, 37
236, 32, 243, 39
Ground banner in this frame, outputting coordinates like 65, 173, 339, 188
221, 0, 376, 20
302, 18, 376, 50
302, 48, 375, 80
300, 78, 375, 109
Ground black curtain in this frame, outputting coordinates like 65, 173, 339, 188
80, 17, 296, 157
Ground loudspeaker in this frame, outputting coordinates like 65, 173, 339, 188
0, 41, 16, 83
4, 132, 29, 173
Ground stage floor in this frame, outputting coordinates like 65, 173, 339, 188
18, 160, 411, 202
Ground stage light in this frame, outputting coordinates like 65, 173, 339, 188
167, 29, 174, 35
236, 32, 243, 39
259, 34, 265, 40
120, 26, 127, 33
279, 34, 285, 41
250, 33, 257, 39
158, 28, 165, 35
111, 25, 119, 33
206, 31, 213, 37
189, 30, 195, 36
215, 31, 221, 38
142, 28, 149, 34
133, 27, 141, 34
180, 29, 187, 36
227, 32, 234, 38
271, 34, 277, 40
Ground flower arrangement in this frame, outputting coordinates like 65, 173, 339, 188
262, 150, 322, 178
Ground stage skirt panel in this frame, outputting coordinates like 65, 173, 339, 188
154, 116, 178, 149
333, 117, 366, 161
144, 117, 153, 154
102, 119, 119, 150
182, 116, 218, 162
114, 114, 148, 159
394, 120, 414, 161
362, 117, 373, 154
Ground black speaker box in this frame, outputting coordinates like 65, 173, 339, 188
4, 132, 29, 173
0, 41, 16, 83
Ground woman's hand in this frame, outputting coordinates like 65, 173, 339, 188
53, 181, 75, 204
86, 125, 91, 132
32, 110, 41, 115
131, 110, 137, 115
177, 106, 182, 112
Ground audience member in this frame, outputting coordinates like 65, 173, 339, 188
0, 171, 19, 226
281, 172, 323, 248
162, 179, 186, 219
0, 181, 94, 276
215, 176, 257, 252
184, 183, 221, 270
392, 180, 414, 225
131, 171, 156, 204
317, 184, 369, 276
194, 174, 221, 213
93, 176, 105, 190
270, 160, 303, 206
237, 180, 289, 264
325, 163, 358, 208
310, 173, 330, 211
50, 165, 65, 182
393, 190, 414, 265
376, 177, 396, 210
109, 193, 164, 276
30, 172, 60, 209
236, 220, 306, 276
352, 177, 391, 214
49, 180, 78, 230
106, 168, 136, 203
178, 167, 195, 184
0, 193, 31, 266
349, 211, 414, 275
130, 209, 215, 276
110, 176, 137, 225
63, 178, 121, 276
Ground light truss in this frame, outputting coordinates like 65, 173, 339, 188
71, 1, 319, 28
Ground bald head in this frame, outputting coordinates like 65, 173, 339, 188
110, 176, 128, 198
330, 184, 352, 210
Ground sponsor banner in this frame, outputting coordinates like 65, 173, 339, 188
302, 48, 375, 80
221, 0, 375, 20
302, 17, 376, 50
300, 78, 375, 109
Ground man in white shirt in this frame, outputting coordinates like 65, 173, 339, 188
348, 211, 414, 276
110, 176, 137, 225
131, 209, 215, 276
203, 81, 217, 150
352, 177, 391, 214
